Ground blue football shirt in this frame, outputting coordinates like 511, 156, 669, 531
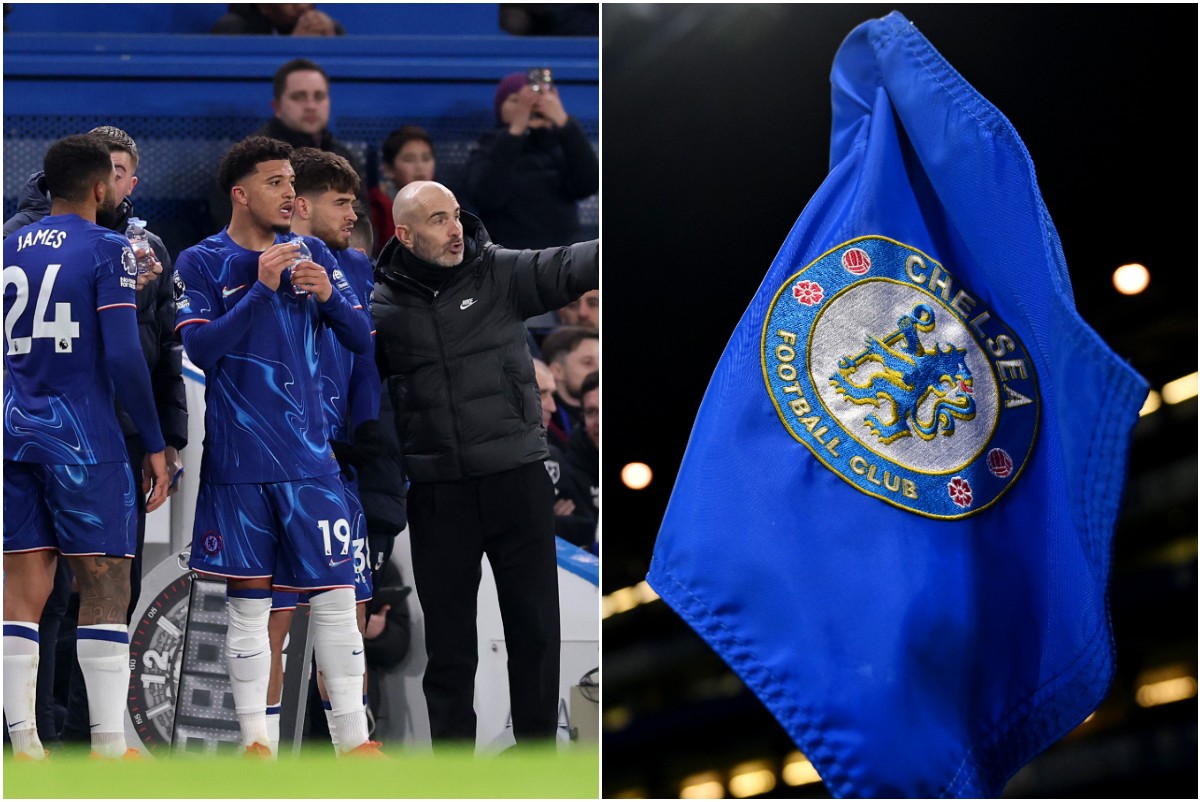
174, 230, 366, 484
4, 214, 159, 464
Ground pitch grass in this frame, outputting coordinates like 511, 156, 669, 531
3, 741, 599, 799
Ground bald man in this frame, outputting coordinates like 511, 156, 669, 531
372, 180, 597, 747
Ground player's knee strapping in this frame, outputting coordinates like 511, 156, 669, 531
307, 588, 364, 716
225, 591, 272, 704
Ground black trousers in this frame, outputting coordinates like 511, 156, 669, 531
408, 461, 561, 744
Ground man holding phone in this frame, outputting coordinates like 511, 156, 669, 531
462, 69, 599, 250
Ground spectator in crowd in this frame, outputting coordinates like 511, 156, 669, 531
462, 71, 599, 250
559, 370, 598, 547
2, 133, 170, 762
528, 287, 598, 342
209, 58, 364, 231
175, 135, 376, 757
373, 180, 597, 746
368, 126, 436, 259
3, 126, 187, 750
535, 359, 594, 547
533, 357, 567, 450
539, 325, 598, 448
557, 288, 598, 330
210, 4, 344, 36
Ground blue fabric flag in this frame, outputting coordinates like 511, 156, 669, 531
647, 11, 1148, 798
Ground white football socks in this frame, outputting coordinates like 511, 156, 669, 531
76, 624, 132, 758
225, 594, 272, 749
266, 702, 281, 757
322, 694, 370, 755
3, 622, 44, 759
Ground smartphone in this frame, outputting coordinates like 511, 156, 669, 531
527, 67, 553, 93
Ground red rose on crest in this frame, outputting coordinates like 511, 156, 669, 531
947, 477, 973, 508
793, 280, 824, 307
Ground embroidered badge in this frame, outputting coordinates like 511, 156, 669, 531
761, 236, 1039, 519
201, 530, 223, 556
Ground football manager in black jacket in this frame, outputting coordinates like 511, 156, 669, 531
373, 180, 598, 746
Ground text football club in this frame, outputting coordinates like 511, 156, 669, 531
761, 236, 1039, 519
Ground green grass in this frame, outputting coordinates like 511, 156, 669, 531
4, 742, 599, 799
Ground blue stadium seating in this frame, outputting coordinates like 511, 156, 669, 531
3, 5, 598, 257
3, 3, 513, 36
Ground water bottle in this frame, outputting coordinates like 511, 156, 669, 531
289, 235, 312, 298
125, 217, 154, 275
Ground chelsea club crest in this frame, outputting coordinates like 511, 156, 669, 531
761, 236, 1039, 519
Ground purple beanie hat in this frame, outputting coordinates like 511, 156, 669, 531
494, 72, 528, 122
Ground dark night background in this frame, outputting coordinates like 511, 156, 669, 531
601, 4, 1197, 798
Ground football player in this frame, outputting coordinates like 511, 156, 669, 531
263, 147, 393, 755
3, 134, 170, 761
174, 136, 379, 758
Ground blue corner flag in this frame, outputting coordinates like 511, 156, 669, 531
647, 11, 1148, 798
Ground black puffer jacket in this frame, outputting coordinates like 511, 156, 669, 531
372, 212, 598, 482
3, 172, 188, 450
2, 171, 54, 238
561, 422, 599, 524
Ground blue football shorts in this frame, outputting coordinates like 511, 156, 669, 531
3, 460, 138, 558
271, 590, 300, 611
345, 477, 373, 603
188, 474, 357, 591
271, 477, 373, 606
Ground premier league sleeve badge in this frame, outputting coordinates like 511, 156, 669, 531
761, 236, 1039, 519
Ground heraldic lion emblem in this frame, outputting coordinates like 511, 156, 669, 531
830, 303, 976, 444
